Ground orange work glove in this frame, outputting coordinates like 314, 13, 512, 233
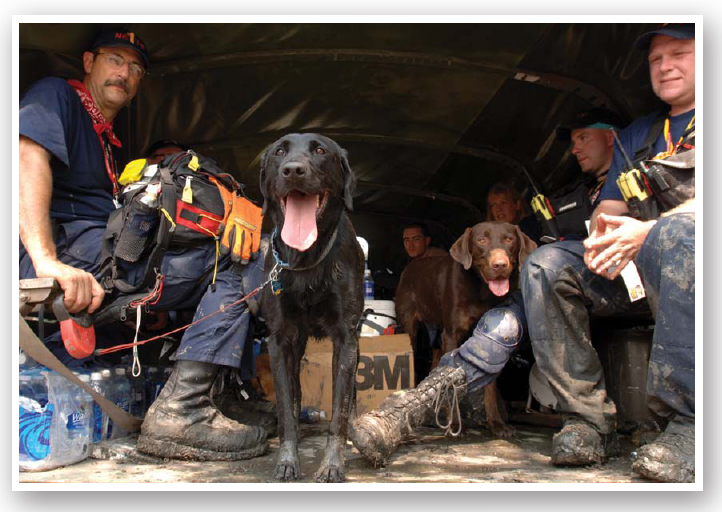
212, 179, 263, 264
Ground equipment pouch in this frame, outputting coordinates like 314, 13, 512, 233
212, 178, 263, 264
113, 195, 159, 263
643, 147, 695, 213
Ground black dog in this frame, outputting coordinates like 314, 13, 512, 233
259, 133, 364, 482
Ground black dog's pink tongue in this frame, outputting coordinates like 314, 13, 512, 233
489, 279, 510, 297
281, 191, 319, 251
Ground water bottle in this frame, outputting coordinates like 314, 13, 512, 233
109, 367, 132, 439
30, 369, 49, 407
19, 369, 91, 470
66, 373, 92, 457
100, 369, 116, 440
364, 269, 374, 299
19, 350, 38, 371
89, 372, 108, 443
19, 369, 52, 466
300, 406, 326, 423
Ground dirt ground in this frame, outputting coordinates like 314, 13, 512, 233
18, 422, 658, 485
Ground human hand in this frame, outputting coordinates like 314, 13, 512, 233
33, 257, 105, 314
583, 214, 656, 280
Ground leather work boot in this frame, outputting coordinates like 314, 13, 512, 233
631, 416, 695, 483
551, 416, 610, 466
137, 360, 268, 460
349, 366, 467, 466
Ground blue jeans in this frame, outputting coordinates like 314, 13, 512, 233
636, 213, 695, 421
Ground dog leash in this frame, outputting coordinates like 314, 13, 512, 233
94, 275, 274, 356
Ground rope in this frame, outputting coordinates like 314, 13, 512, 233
94, 276, 270, 356
433, 376, 464, 437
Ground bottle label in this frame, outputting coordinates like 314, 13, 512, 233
92, 403, 104, 442
66, 407, 88, 433
19, 403, 53, 461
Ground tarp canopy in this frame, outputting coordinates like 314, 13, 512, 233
19, 22, 664, 296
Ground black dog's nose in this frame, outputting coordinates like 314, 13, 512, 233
281, 162, 307, 178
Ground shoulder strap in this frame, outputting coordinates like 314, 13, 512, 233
633, 111, 667, 163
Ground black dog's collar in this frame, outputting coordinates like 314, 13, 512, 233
269, 224, 341, 295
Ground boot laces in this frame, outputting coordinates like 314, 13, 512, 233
433, 374, 463, 437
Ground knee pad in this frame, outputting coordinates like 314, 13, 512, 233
458, 307, 524, 376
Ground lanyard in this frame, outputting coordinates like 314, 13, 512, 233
663, 115, 695, 156
68, 80, 122, 201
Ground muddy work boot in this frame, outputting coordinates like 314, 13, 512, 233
349, 366, 467, 466
552, 417, 608, 466
137, 360, 268, 461
631, 416, 695, 483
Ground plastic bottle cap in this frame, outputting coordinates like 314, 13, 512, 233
101, 369, 112, 377
90, 372, 103, 380
115, 368, 126, 376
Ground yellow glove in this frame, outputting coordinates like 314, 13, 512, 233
212, 179, 263, 264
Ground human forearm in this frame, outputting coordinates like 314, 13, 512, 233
18, 135, 105, 313
19, 135, 57, 265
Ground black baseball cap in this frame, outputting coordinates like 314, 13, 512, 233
634, 23, 695, 51
556, 108, 623, 142
89, 28, 149, 69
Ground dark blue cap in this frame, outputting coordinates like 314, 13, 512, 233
634, 23, 695, 51
89, 28, 149, 69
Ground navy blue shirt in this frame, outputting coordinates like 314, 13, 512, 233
19, 77, 119, 223
599, 108, 695, 202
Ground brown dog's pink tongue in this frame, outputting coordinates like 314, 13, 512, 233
489, 279, 510, 297
281, 191, 319, 251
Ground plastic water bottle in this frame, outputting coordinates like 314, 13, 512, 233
364, 269, 374, 299
300, 407, 326, 423
100, 369, 116, 440
66, 373, 92, 456
89, 372, 108, 443
19, 370, 52, 466
109, 367, 132, 439
19, 369, 91, 471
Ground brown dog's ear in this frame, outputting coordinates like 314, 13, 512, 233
513, 224, 538, 267
339, 147, 356, 211
450, 227, 474, 270
259, 145, 272, 216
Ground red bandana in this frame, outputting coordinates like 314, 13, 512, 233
68, 79, 122, 197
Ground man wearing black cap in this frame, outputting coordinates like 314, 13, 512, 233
19, 29, 269, 462
521, 23, 696, 482
546, 107, 623, 241
20, 28, 150, 316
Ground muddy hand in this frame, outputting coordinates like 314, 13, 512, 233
314, 436, 346, 482
274, 441, 300, 481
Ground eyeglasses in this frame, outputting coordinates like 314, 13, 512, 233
95, 51, 146, 79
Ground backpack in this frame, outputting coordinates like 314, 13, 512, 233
95, 151, 262, 325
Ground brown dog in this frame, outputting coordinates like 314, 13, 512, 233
395, 221, 536, 437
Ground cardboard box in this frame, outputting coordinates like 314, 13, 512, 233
298, 334, 414, 418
